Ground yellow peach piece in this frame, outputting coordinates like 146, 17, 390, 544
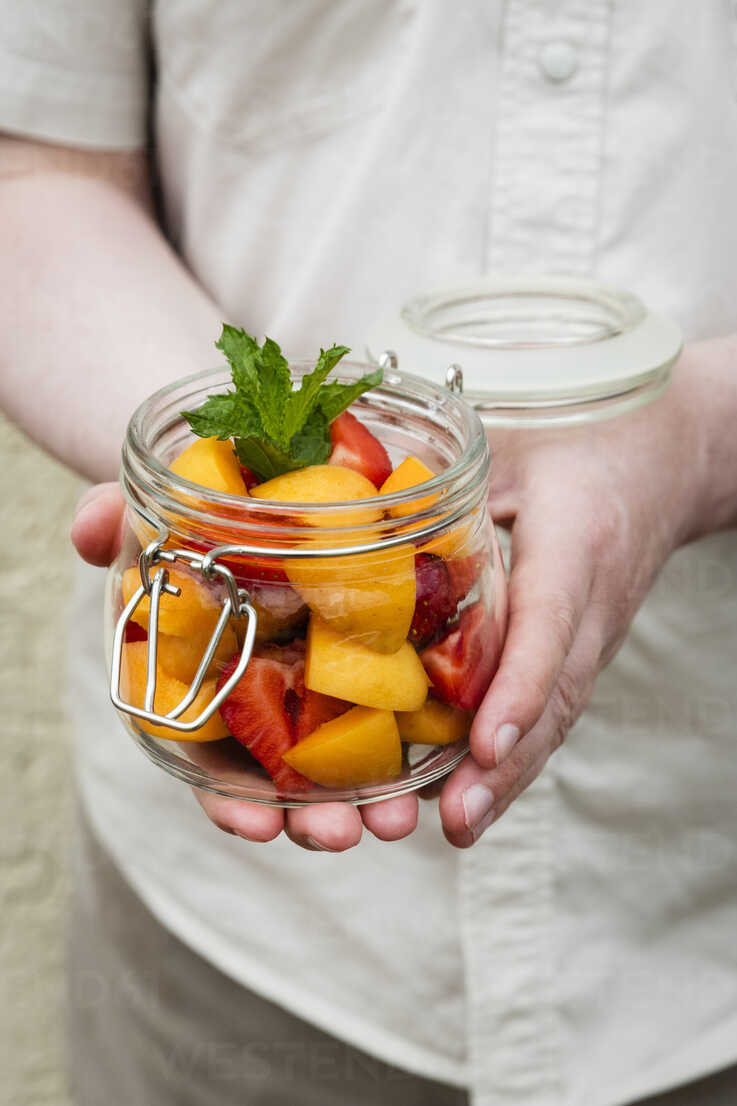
380, 456, 438, 518
169, 436, 248, 496
250, 465, 381, 527
121, 563, 223, 639
283, 706, 402, 787
396, 699, 473, 746
305, 617, 429, 711
285, 544, 415, 654
155, 625, 238, 684
417, 520, 474, 559
381, 456, 471, 555
120, 641, 229, 742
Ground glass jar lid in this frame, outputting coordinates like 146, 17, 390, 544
365, 275, 683, 427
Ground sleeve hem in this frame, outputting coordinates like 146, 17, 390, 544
0, 47, 147, 151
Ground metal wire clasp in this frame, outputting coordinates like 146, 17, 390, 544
110, 539, 257, 732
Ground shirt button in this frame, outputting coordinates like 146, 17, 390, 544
539, 40, 579, 83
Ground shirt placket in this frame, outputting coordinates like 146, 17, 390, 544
461, 2, 613, 1104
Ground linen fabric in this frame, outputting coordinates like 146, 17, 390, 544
3, 2, 737, 1104
68, 802, 737, 1106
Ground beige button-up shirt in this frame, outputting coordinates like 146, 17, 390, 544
4, 2, 736, 1103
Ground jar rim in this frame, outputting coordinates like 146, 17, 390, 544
121, 361, 490, 551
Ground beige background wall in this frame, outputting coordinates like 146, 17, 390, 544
1, 415, 81, 1106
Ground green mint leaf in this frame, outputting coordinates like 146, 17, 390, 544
254, 337, 293, 449
182, 391, 261, 441
233, 410, 331, 480
180, 325, 381, 483
233, 436, 297, 482
289, 407, 332, 468
316, 367, 383, 424
215, 325, 261, 393
282, 344, 350, 444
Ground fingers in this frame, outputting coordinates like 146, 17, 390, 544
194, 789, 284, 842
441, 614, 602, 847
195, 790, 418, 851
469, 508, 594, 769
70, 482, 125, 566
285, 803, 363, 851
360, 794, 418, 840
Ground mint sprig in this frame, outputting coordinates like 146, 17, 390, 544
181, 325, 382, 482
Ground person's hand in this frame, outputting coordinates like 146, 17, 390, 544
71, 484, 418, 851
436, 357, 707, 847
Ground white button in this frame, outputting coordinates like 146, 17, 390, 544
539, 40, 579, 83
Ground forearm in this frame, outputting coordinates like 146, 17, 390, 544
0, 137, 222, 481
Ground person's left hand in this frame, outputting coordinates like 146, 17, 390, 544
436, 357, 705, 847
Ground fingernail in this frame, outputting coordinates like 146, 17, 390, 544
462, 784, 495, 836
494, 723, 520, 765
305, 836, 338, 853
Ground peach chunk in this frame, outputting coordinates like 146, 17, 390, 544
381, 455, 473, 558
305, 617, 429, 711
120, 641, 229, 742
250, 465, 381, 527
121, 563, 224, 639
169, 436, 248, 496
156, 625, 238, 683
396, 699, 473, 745
285, 543, 416, 654
380, 456, 438, 517
283, 706, 402, 787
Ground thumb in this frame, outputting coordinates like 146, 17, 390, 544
70, 483, 125, 566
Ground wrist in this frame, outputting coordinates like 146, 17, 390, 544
666, 336, 737, 544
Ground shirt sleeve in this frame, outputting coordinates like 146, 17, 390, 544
0, 0, 150, 150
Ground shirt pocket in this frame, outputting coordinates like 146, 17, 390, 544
153, 0, 416, 152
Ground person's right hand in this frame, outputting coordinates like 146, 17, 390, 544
72, 483, 419, 852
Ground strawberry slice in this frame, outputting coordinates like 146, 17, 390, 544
409, 553, 457, 648
217, 642, 311, 792
296, 689, 349, 740
183, 537, 290, 585
420, 602, 502, 712
217, 640, 349, 791
446, 553, 485, 605
124, 619, 148, 643
238, 463, 259, 491
329, 411, 392, 488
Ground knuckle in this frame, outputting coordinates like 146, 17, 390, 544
583, 502, 620, 559
549, 669, 581, 748
548, 596, 578, 655
494, 738, 537, 795
524, 670, 553, 727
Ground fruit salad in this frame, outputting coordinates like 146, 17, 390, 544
113, 327, 506, 799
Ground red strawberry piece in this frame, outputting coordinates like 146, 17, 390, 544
329, 410, 392, 488
446, 554, 485, 605
409, 553, 457, 648
238, 463, 259, 491
420, 602, 502, 712
217, 639, 350, 791
228, 556, 290, 586
217, 642, 312, 792
124, 619, 148, 643
184, 538, 290, 585
296, 689, 350, 740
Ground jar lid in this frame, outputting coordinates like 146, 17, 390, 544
365, 276, 682, 427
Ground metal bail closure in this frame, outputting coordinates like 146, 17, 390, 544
110, 540, 258, 732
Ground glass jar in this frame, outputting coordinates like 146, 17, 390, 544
106, 362, 508, 806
